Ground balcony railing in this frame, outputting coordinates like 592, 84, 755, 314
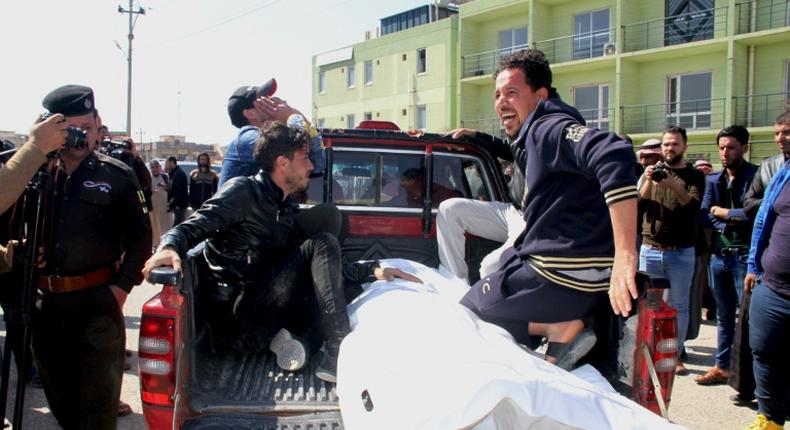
460, 117, 505, 139
734, 92, 790, 127
534, 28, 616, 64
623, 5, 728, 53
736, 0, 790, 34
620, 98, 726, 134
462, 44, 530, 78
578, 108, 615, 132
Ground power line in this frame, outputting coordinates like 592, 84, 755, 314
144, 0, 283, 48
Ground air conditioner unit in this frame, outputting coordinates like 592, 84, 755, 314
603, 43, 617, 56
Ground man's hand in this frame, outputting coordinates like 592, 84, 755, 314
253, 96, 302, 123
3, 240, 18, 268
710, 206, 730, 219
374, 267, 423, 284
109, 285, 128, 312
744, 272, 758, 294
142, 247, 181, 279
609, 248, 639, 317
29, 114, 68, 155
443, 128, 478, 140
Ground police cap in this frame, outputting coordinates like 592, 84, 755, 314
42, 85, 96, 117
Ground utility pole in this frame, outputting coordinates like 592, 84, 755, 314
118, 1, 145, 137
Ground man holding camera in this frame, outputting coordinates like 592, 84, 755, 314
32, 85, 151, 429
639, 126, 706, 374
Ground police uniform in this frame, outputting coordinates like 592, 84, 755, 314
32, 85, 152, 430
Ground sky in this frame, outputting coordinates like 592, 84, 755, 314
0, 0, 433, 146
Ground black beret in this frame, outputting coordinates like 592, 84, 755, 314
227, 78, 277, 128
42, 85, 96, 117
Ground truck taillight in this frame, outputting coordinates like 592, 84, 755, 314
632, 288, 678, 418
139, 313, 176, 407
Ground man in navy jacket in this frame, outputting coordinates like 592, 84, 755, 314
460, 49, 638, 370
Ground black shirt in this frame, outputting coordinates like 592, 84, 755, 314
761, 182, 790, 296
42, 153, 152, 292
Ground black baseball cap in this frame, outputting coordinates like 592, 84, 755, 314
42, 84, 96, 117
227, 78, 277, 128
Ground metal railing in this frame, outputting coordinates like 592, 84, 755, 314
734, 92, 790, 127
533, 27, 616, 64
623, 5, 728, 53
460, 117, 506, 138
620, 98, 726, 134
462, 44, 530, 79
736, 0, 790, 34
578, 108, 615, 131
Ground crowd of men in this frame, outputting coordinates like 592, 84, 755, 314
0, 47, 788, 430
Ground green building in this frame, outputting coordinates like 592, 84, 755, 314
313, 0, 790, 165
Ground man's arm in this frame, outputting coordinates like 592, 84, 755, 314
700, 174, 727, 230
444, 128, 513, 162
608, 198, 639, 317
743, 165, 767, 219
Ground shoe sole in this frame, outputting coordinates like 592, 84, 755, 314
555, 329, 597, 371
269, 329, 308, 372
695, 376, 728, 385
315, 368, 337, 383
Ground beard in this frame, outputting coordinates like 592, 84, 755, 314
664, 153, 683, 166
722, 157, 742, 170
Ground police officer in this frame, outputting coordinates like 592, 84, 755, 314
32, 85, 151, 429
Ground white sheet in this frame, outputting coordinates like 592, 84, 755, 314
337, 259, 686, 430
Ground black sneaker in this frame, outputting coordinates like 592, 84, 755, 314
553, 329, 597, 371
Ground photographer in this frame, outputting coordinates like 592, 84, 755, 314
29, 85, 151, 429
638, 126, 706, 375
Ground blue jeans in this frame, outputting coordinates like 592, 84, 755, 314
708, 252, 747, 369
639, 245, 695, 355
749, 282, 790, 425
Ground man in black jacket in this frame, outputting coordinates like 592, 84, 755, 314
143, 122, 416, 383
165, 156, 188, 225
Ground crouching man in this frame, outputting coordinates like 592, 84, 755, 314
144, 122, 353, 382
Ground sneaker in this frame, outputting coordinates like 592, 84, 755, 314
269, 328, 309, 372
694, 366, 729, 385
675, 362, 689, 375
315, 356, 337, 383
743, 414, 783, 430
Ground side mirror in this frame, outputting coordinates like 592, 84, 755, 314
147, 267, 181, 286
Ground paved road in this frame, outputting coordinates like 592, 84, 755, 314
2, 282, 761, 429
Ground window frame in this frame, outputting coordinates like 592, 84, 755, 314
318, 71, 326, 94
666, 71, 714, 130
364, 60, 373, 85
573, 83, 610, 131
347, 64, 356, 89
346, 114, 356, 129
416, 105, 427, 130
498, 26, 529, 53
572, 8, 611, 60
417, 48, 427, 74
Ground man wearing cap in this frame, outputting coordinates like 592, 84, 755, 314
696, 125, 758, 386
219, 79, 325, 188
31, 85, 151, 429
636, 138, 662, 189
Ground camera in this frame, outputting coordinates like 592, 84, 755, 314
650, 161, 668, 182
99, 139, 134, 166
40, 113, 88, 149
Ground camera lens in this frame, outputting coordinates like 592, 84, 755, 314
64, 126, 88, 149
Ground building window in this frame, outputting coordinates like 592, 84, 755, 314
499, 27, 528, 53
574, 84, 610, 131
365, 60, 373, 85
319, 72, 326, 94
347, 114, 356, 129
667, 71, 713, 129
364, 112, 373, 121
347, 64, 356, 88
417, 105, 427, 130
664, 0, 714, 47
417, 48, 427, 74
573, 9, 610, 60
317, 118, 325, 128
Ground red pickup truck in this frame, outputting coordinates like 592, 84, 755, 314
138, 121, 677, 429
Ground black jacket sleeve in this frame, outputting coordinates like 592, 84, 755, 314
743, 168, 766, 219
159, 177, 250, 255
343, 260, 380, 284
470, 132, 513, 162
114, 170, 152, 292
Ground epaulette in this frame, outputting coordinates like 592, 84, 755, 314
95, 152, 136, 177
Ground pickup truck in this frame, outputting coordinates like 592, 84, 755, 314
138, 121, 677, 429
